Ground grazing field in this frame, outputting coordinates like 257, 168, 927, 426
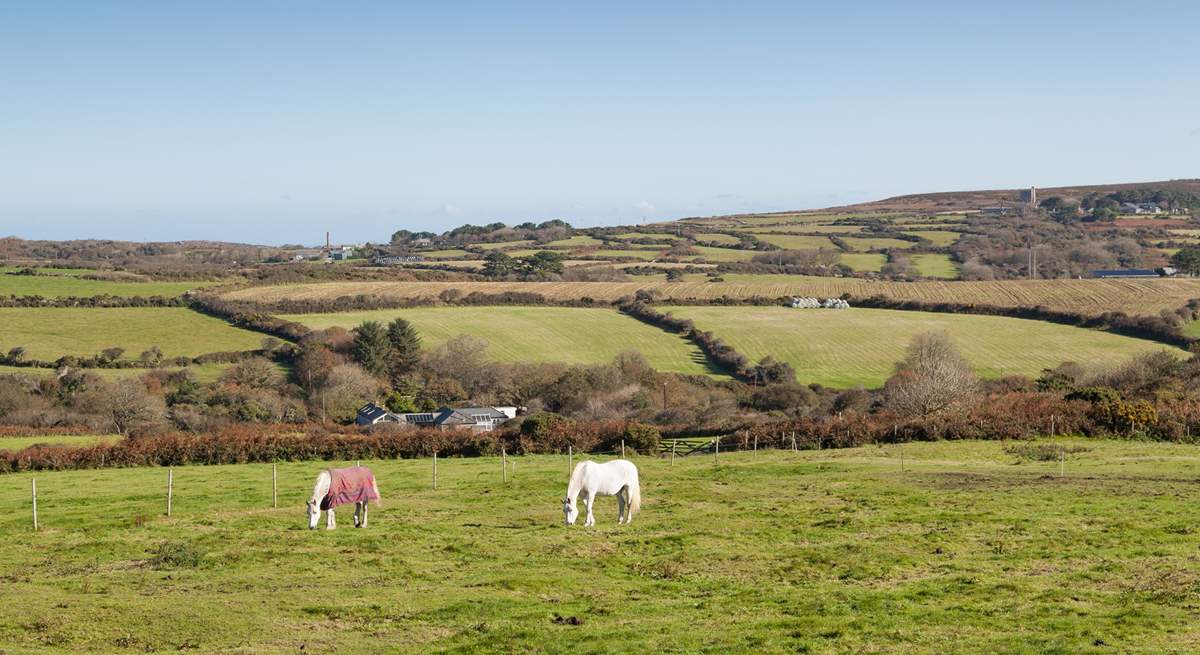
692, 232, 741, 244
687, 245, 761, 262
279, 306, 717, 375
903, 230, 960, 246
0, 434, 119, 451
840, 236, 917, 251
910, 254, 958, 278
224, 277, 1200, 317
664, 306, 1182, 387
0, 307, 268, 361
753, 234, 836, 250
3, 440, 1200, 652
586, 249, 663, 261
0, 274, 211, 298
838, 253, 887, 272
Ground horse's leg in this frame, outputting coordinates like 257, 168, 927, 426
361, 502, 369, 528
617, 489, 626, 524
585, 491, 596, 527
327, 508, 336, 530
353, 503, 361, 528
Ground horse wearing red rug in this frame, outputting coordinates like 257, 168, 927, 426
307, 466, 381, 530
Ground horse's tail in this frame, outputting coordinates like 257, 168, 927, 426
628, 469, 641, 516
371, 474, 382, 507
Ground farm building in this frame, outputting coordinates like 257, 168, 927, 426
356, 403, 518, 432
1120, 202, 1163, 215
1090, 268, 1175, 279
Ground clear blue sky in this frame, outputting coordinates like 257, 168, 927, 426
2, 1, 1198, 245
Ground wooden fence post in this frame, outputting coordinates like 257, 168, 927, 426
1059, 445, 1065, 478
714, 436, 720, 464
900, 446, 905, 472
791, 432, 797, 452
31, 478, 38, 532
501, 447, 507, 483
568, 444, 573, 477
433, 451, 438, 490
166, 468, 174, 517
753, 434, 758, 457
272, 462, 277, 509
671, 440, 676, 466
621, 439, 626, 458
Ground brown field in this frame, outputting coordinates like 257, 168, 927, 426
221, 277, 1200, 316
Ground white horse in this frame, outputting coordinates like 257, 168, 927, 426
563, 459, 641, 526
307, 466, 381, 530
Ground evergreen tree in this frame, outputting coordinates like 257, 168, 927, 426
386, 318, 422, 385
352, 321, 391, 376
1170, 248, 1200, 276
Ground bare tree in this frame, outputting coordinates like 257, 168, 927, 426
105, 379, 165, 435
313, 363, 385, 422
884, 331, 977, 419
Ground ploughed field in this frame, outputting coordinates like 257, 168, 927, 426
279, 306, 718, 376
2, 440, 1200, 653
225, 277, 1200, 317
0, 307, 268, 361
663, 306, 1184, 388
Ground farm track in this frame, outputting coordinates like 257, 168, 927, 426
221, 278, 1200, 316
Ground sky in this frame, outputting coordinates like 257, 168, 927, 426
1, 1, 1198, 245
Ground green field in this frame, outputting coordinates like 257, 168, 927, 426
754, 234, 836, 250
664, 306, 1182, 387
911, 254, 958, 278
280, 306, 717, 375
544, 235, 606, 248
692, 232, 742, 244
687, 245, 760, 262
903, 230, 961, 246
0, 273, 211, 298
839, 253, 887, 272
0, 307, 269, 361
3, 440, 1200, 652
586, 249, 664, 260
840, 237, 918, 252
0, 434, 119, 451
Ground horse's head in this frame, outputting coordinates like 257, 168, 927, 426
562, 496, 578, 525
306, 499, 319, 529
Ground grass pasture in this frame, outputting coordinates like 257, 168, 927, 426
754, 234, 836, 250
838, 253, 887, 272
664, 306, 1181, 387
911, 253, 958, 278
0, 307, 269, 361
279, 306, 718, 375
0, 273, 210, 298
3, 440, 1200, 652
903, 230, 961, 246
840, 236, 918, 251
